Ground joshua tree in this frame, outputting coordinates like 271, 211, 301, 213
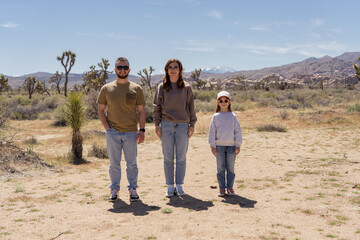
191, 68, 206, 90
64, 91, 86, 164
0, 74, 11, 93
23, 76, 38, 99
354, 57, 360, 82
82, 58, 111, 93
49, 71, 63, 94
137, 66, 155, 89
57, 50, 76, 97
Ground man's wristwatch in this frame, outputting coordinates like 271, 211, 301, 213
139, 128, 145, 133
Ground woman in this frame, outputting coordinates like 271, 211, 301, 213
153, 58, 197, 197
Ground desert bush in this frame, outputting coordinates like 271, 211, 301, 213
194, 90, 218, 102
143, 88, 155, 122
279, 110, 289, 120
348, 103, 360, 112
194, 100, 214, 112
52, 105, 67, 126
23, 136, 38, 145
83, 88, 99, 119
88, 144, 108, 158
0, 98, 11, 128
257, 124, 287, 132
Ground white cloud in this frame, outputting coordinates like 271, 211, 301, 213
234, 41, 346, 57
249, 26, 269, 31
107, 32, 143, 41
311, 18, 324, 26
207, 10, 222, 19
176, 47, 216, 52
1, 22, 19, 28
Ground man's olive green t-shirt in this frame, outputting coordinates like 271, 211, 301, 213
97, 80, 145, 132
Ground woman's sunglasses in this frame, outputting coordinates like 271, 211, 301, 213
219, 99, 229, 103
116, 65, 129, 70
168, 66, 179, 69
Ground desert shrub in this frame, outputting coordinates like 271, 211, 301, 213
257, 124, 287, 132
52, 105, 67, 126
88, 144, 108, 158
83, 89, 99, 119
279, 110, 289, 120
145, 101, 154, 122
194, 90, 218, 102
348, 103, 360, 112
143, 89, 155, 122
0, 98, 11, 128
23, 136, 38, 145
194, 100, 214, 112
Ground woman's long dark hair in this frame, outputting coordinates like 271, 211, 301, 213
162, 58, 185, 91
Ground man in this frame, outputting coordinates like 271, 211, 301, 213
97, 57, 146, 202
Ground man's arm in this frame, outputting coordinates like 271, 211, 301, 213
137, 104, 146, 144
98, 104, 110, 130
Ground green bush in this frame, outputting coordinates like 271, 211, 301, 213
348, 103, 360, 112
194, 90, 217, 102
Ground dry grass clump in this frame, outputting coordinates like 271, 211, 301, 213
257, 124, 287, 132
88, 144, 108, 159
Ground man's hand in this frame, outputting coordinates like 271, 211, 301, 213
155, 126, 161, 139
188, 126, 195, 138
137, 131, 145, 144
211, 147, 216, 157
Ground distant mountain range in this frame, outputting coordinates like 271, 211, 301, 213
5, 52, 360, 87
202, 66, 237, 74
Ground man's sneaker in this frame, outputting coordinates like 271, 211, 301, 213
218, 189, 226, 197
108, 189, 119, 202
227, 188, 235, 196
175, 185, 185, 196
165, 185, 175, 198
129, 188, 140, 201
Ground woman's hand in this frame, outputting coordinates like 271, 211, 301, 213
188, 126, 195, 138
155, 126, 161, 139
236, 147, 240, 155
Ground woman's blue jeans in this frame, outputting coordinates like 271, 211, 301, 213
106, 128, 138, 190
216, 146, 236, 189
161, 120, 189, 185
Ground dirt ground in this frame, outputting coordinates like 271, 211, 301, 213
1, 109, 360, 240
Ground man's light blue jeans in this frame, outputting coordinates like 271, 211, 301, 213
106, 128, 138, 190
216, 146, 236, 189
161, 120, 189, 185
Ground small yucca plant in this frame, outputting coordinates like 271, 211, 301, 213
64, 91, 86, 164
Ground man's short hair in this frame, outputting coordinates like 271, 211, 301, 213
116, 57, 129, 66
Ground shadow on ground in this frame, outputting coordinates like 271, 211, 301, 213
220, 194, 257, 208
167, 194, 214, 211
108, 200, 161, 216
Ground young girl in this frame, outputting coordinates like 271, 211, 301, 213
208, 91, 242, 196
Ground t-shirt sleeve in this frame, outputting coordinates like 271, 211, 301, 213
135, 86, 145, 106
97, 86, 107, 105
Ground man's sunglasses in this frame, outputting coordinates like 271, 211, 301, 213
219, 99, 229, 103
116, 65, 129, 70
168, 66, 179, 69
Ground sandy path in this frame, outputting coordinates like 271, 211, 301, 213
1, 123, 360, 239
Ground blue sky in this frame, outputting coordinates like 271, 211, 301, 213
1, 0, 359, 76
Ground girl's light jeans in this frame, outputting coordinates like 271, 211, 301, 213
216, 146, 236, 189
161, 120, 189, 185
106, 128, 138, 190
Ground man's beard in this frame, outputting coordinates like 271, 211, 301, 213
116, 72, 129, 79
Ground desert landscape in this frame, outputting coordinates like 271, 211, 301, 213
1, 106, 360, 240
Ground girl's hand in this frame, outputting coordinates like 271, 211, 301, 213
155, 126, 161, 139
211, 147, 216, 157
236, 147, 240, 155
188, 126, 195, 138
